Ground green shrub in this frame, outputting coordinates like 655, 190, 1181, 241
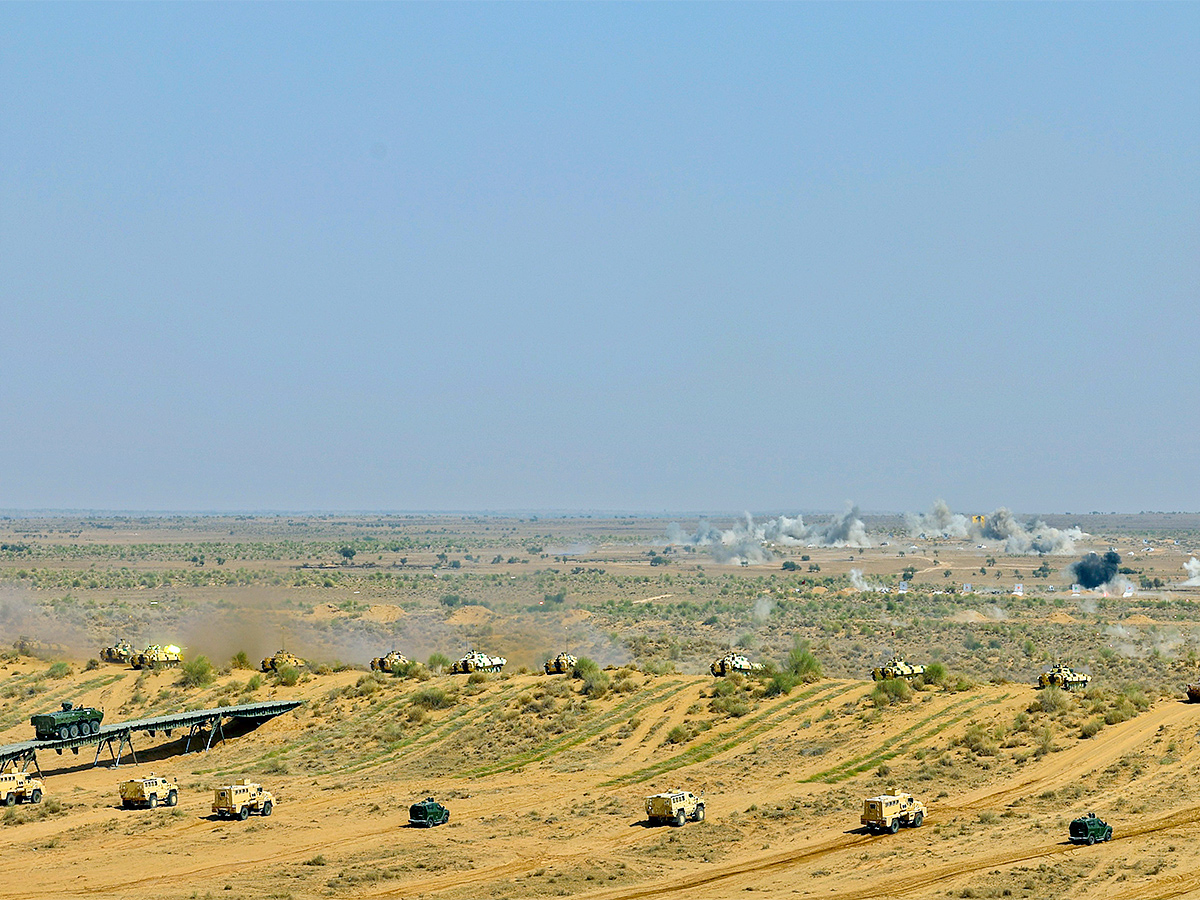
786, 641, 823, 682
1081, 717, 1104, 739
230, 651, 252, 670
764, 672, 799, 697
411, 686, 455, 710
276, 665, 300, 687
923, 662, 947, 685
871, 678, 911, 706
426, 653, 451, 673
46, 662, 72, 680
83, 658, 100, 672
178, 656, 215, 688
1036, 686, 1070, 713
244, 674, 263, 692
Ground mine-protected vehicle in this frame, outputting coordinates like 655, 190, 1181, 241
451, 650, 506, 674
131, 644, 183, 669
213, 780, 274, 819
1069, 813, 1112, 844
645, 790, 705, 826
371, 650, 410, 673
408, 797, 450, 827
710, 654, 764, 677
119, 774, 178, 809
0, 771, 43, 806
861, 791, 926, 833
31, 701, 103, 740
261, 650, 303, 673
544, 652, 577, 675
1038, 663, 1090, 690
872, 655, 927, 681
101, 639, 134, 664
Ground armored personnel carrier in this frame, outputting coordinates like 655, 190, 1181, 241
370, 650, 410, 673
544, 652, 577, 675
31, 701, 103, 740
0, 771, 43, 806
119, 775, 178, 809
1038, 663, 1090, 690
645, 790, 705, 826
100, 639, 134, 665
212, 780, 274, 819
261, 650, 304, 673
451, 650, 506, 674
710, 654, 764, 677
408, 797, 450, 827
872, 655, 927, 681
131, 644, 183, 669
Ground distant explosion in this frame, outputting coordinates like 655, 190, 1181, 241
904, 499, 971, 539
668, 503, 870, 564
1071, 550, 1121, 589
1184, 557, 1200, 587
904, 500, 1084, 555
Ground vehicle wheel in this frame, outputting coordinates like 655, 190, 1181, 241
148, 795, 158, 809
261, 801, 272, 816
122, 799, 132, 809
912, 812, 923, 827
167, 791, 178, 807
91, 721, 101, 735
1087, 836, 1095, 845
59, 726, 70, 740
238, 806, 250, 820
889, 820, 900, 834
3, 794, 14, 807
694, 805, 705, 822
673, 811, 686, 827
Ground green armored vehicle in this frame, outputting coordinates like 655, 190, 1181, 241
1039, 663, 1090, 690
1069, 813, 1112, 844
408, 797, 449, 827
872, 655, 927, 681
31, 701, 103, 740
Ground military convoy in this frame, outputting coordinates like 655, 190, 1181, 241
0, 771, 44, 806
31, 701, 104, 740
119, 775, 178, 809
1038, 663, 1090, 690
544, 652, 577, 675
131, 644, 183, 669
645, 790, 705, 826
371, 650, 411, 673
261, 650, 304, 673
100, 639, 135, 665
451, 650, 506, 674
408, 797, 450, 827
1069, 812, 1112, 844
710, 654, 764, 677
212, 780, 274, 819
872, 655, 927, 682
861, 791, 926, 834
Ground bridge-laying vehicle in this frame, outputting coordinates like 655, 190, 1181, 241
119, 775, 178, 809
710, 654, 764, 677
544, 652, 577, 675
451, 650, 506, 674
31, 701, 103, 740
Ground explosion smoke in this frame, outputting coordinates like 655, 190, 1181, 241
1184, 557, 1200, 587
668, 503, 870, 563
905, 500, 971, 539
1071, 550, 1121, 589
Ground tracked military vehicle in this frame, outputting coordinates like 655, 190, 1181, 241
131, 644, 183, 669
645, 790, 705, 826
100, 639, 134, 665
119, 775, 178, 809
451, 650, 506, 674
872, 655, 927, 681
370, 650, 410, 673
31, 701, 103, 740
710, 654, 764, 677
544, 652, 577, 675
1038, 663, 1090, 690
261, 650, 304, 673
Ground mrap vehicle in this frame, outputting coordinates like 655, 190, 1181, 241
861, 791, 926, 834
212, 781, 274, 820
645, 790, 705, 826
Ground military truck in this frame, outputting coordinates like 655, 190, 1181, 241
861, 791, 926, 834
544, 652, 577, 675
645, 790, 705, 826
131, 644, 183, 669
872, 655, 927, 682
119, 774, 178, 809
408, 797, 450, 827
100, 639, 134, 665
370, 650, 410, 673
31, 701, 104, 740
710, 653, 764, 677
451, 650, 506, 674
212, 780, 274, 820
1069, 812, 1112, 844
261, 650, 304, 673
0, 771, 44, 806
1038, 663, 1090, 690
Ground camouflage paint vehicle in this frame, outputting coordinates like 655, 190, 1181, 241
408, 797, 450, 827
370, 650, 410, 673
212, 781, 274, 820
261, 650, 304, 673
0, 772, 43, 806
451, 650, 506, 674
544, 652, 577, 675
1038, 663, 1090, 690
710, 654, 764, 677
100, 639, 135, 664
861, 792, 926, 834
872, 655, 927, 681
31, 701, 104, 741
1069, 813, 1112, 844
131, 644, 183, 669
119, 775, 179, 809
645, 790, 705, 826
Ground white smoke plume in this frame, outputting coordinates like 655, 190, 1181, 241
1184, 557, 1200, 586
905, 500, 971, 539
849, 569, 886, 592
753, 596, 775, 622
981, 507, 1084, 555
668, 504, 870, 563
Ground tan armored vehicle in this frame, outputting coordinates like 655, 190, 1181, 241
261, 650, 303, 673
710, 654, 764, 677
861, 791, 926, 834
131, 644, 183, 669
119, 774, 178, 809
0, 771, 44, 806
212, 780, 274, 819
544, 652, 577, 675
872, 655, 927, 681
645, 790, 705, 826
101, 639, 135, 665
1038, 663, 1090, 690
451, 650, 506, 674
370, 650, 410, 673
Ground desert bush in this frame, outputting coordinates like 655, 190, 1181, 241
410, 686, 456, 711
957, 723, 999, 756
1081, 717, 1104, 739
871, 678, 911, 707
84, 658, 100, 672
244, 674, 263, 692
178, 656, 215, 688
710, 695, 751, 717
923, 662, 947, 685
46, 662, 72, 679
666, 724, 693, 744
764, 672, 799, 697
276, 665, 300, 687
1034, 686, 1070, 713
230, 651, 252, 670
467, 670, 490, 685
787, 641, 823, 682
426, 653, 451, 674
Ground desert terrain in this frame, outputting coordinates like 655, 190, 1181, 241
2, 511, 1200, 899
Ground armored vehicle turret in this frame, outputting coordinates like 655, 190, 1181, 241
710, 654, 764, 677
872, 655, 927, 681
451, 650, 506, 674
131, 644, 183, 669
31, 701, 103, 741
100, 639, 134, 665
261, 650, 304, 673
544, 652, 577, 675
1038, 663, 1090, 690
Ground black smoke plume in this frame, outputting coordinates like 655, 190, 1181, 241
1071, 551, 1121, 589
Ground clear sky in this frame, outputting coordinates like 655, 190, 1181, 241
1, 4, 1196, 515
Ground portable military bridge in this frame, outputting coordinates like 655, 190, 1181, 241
0, 700, 302, 777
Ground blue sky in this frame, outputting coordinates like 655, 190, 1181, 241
2, 4, 1196, 514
